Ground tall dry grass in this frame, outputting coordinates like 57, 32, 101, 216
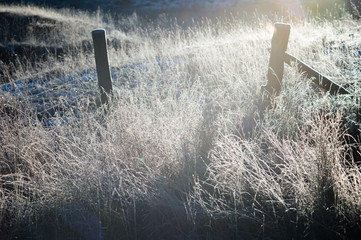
0, 3, 360, 239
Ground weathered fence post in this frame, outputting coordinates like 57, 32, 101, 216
92, 29, 113, 106
262, 23, 291, 104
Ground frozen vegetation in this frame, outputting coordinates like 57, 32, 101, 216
0, 2, 360, 239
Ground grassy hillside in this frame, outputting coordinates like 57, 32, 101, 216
0, 4, 360, 239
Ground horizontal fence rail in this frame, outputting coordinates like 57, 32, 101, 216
284, 52, 351, 95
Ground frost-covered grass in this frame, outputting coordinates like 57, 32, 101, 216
0, 4, 360, 239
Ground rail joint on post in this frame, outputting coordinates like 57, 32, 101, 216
262, 23, 291, 108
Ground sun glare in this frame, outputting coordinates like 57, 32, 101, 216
273, 0, 306, 19
265, 22, 275, 33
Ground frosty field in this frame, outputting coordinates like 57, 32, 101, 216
0, 2, 360, 239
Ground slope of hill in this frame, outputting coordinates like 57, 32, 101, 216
2, 0, 360, 15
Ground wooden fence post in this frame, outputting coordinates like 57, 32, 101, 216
262, 23, 291, 100
92, 29, 113, 106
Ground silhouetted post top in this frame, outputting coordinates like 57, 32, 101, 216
273, 23, 291, 32
92, 29, 106, 35
272, 23, 290, 53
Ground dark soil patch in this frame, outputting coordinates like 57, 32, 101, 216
0, 11, 58, 43
0, 11, 93, 84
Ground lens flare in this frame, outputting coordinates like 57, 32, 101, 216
265, 22, 275, 33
